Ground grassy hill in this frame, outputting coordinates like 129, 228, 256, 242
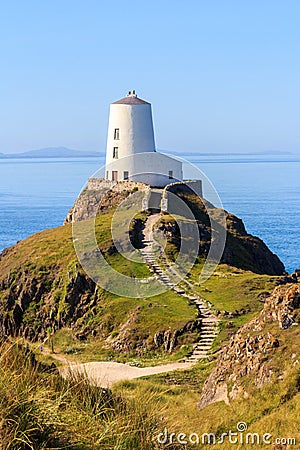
0, 211, 203, 365
0, 189, 298, 449
0, 198, 284, 366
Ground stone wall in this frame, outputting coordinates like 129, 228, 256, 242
87, 178, 149, 193
164, 179, 203, 198
88, 178, 202, 196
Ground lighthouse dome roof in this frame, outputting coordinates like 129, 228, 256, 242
112, 90, 150, 105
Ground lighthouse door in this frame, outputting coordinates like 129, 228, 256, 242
112, 171, 118, 181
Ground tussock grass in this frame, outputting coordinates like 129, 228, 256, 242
0, 341, 59, 449
0, 340, 183, 450
116, 358, 300, 450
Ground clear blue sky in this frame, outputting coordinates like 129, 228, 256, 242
1, 0, 300, 154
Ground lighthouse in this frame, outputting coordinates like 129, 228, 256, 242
105, 91, 183, 187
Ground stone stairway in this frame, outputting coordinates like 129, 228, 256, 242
139, 207, 219, 362
188, 318, 219, 361
139, 249, 175, 289
139, 212, 175, 289
180, 293, 219, 361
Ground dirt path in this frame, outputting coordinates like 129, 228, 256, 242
41, 347, 77, 366
60, 360, 193, 388
142, 212, 162, 244
43, 346, 194, 389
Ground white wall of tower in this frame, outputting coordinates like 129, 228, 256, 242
106, 152, 183, 186
105, 103, 156, 168
104, 92, 183, 187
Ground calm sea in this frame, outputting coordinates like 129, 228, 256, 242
0, 156, 299, 273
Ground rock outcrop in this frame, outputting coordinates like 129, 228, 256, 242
153, 319, 202, 352
65, 179, 285, 275
64, 179, 148, 224
198, 283, 300, 409
0, 264, 97, 342
158, 196, 285, 275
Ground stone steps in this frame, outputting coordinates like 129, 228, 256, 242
174, 288, 185, 294
200, 334, 218, 338
140, 213, 220, 362
195, 340, 214, 346
199, 335, 217, 340
190, 356, 209, 360
193, 350, 211, 355
194, 344, 214, 350
199, 335, 216, 340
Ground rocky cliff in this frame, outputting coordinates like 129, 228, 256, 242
65, 181, 285, 275
157, 191, 285, 275
198, 282, 300, 408
0, 221, 202, 355
64, 179, 148, 223
0, 180, 286, 356
0, 257, 97, 342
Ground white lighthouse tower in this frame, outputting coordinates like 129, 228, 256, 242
105, 91, 183, 187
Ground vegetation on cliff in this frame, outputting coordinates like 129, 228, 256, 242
158, 189, 285, 275
116, 283, 300, 450
0, 185, 298, 449
0, 213, 200, 363
0, 185, 287, 365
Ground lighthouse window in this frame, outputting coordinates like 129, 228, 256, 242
114, 128, 120, 140
123, 171, 129, 180
169, 170, 174, 179
113, 147, 118, 159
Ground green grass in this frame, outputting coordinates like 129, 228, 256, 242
0, 207, 202, 364
31, 284, 199, 366
104, 252, 151, 278
186, 263, 281, 349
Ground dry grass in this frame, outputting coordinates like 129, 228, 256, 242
0, 340, 184, 450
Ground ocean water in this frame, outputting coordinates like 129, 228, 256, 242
0, 156, 299, 273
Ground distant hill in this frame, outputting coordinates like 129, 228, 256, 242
0, 147, 104, 158
160, 149, 295, 156
1, 147, 298, 159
